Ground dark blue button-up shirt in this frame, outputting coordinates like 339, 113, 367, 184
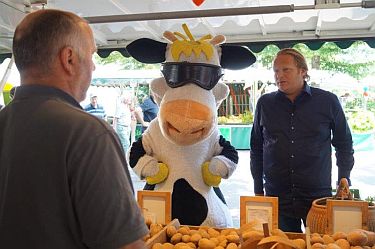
250, 83, 354, 217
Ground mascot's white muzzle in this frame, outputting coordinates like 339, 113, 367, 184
160, 99, 214, 146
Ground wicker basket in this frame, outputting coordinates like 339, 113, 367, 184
306, 197, 330, 234
307, 197, 375, 233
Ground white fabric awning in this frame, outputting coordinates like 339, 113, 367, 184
1, 0, 375, 57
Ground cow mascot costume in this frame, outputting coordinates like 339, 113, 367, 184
127, 24, 256, 227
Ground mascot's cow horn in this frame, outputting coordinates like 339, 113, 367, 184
126, 38, 256, 70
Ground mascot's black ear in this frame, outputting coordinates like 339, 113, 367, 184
220, 45, 256, 70
126, 38, 167, 63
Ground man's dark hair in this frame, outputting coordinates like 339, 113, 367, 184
12, 9, 87, 73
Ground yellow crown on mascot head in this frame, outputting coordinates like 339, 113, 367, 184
170, 24, 214, 62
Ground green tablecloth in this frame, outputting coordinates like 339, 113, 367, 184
218, 124, 252, 150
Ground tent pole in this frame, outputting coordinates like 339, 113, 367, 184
85, 5, 294, 23
84, 1, 373, 24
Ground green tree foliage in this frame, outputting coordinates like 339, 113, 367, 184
94, 52, 160, 70
95, 42, 375, 80
255, 41, 375, 80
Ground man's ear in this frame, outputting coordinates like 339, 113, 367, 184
60, 46, 75, 75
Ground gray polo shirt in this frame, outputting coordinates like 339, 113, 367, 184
0, 85, 148, 249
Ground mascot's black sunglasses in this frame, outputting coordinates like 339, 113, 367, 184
161, 62, 224, 90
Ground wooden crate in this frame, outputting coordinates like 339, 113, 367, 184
145, 219, 306, 249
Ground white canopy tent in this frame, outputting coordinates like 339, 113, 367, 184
0, 0, 375, 58
1, 0, 375, 104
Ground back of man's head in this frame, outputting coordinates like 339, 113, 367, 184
13, 9, 87, 74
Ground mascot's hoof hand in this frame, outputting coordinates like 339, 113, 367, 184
146, 163, 169, 185
202, 161, 221, 187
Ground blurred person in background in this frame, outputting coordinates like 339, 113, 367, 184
140, 92, 159, 132
113, 94, 133, 154
84, 93, 107, 120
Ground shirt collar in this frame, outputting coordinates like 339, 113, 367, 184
276, 81, 312, 98
303, 82, 312, 96
13, 85, 82, 109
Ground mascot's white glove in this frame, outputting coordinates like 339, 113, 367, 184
208, 157, 229, 178
202, 156, 236, 186
138, 155, 169, 185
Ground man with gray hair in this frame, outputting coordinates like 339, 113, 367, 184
0, 9, 148, 249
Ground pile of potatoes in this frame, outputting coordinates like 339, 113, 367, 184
151, 225, 242, 249
149, 223, 375, 249
150, 225, 307, 249
310, 229, 375, 249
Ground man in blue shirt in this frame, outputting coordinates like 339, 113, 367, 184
250, 48, 354, 232
140, 93, 159, 132
84, 94, 106, 120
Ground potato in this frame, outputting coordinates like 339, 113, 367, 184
182, 234, 191, 243
209, 237, 219, 246
323, 235, 335, 245
326, 243, 341, 249
187, 242, 196, 249
218, 239, 227, 248
198, 238, 216, 249
171, 233, 183, 244
216, 235, 226, 242
214, 246, 225, 249
353, 229, 375, 247
226, 242, 238, 249
347, 230, 368, 246
152, 243, 164, 249
221, 229, 235, 236
311, 235, 325, 245
242, 230, 264, 242
208, 227, 220, 238
351, 246, 363, 249
335, 238, 351, 249
175, 242, 191, 249
332, 232, 347, 241
166, 225, 177, 238
162, 243, 174, 249
178, 226, 191, 235
190, 233, 202, 244
199, 229, 211, 239
293, 238, 306, 249
311, 242, 326, 249
226, 234, 240, 244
